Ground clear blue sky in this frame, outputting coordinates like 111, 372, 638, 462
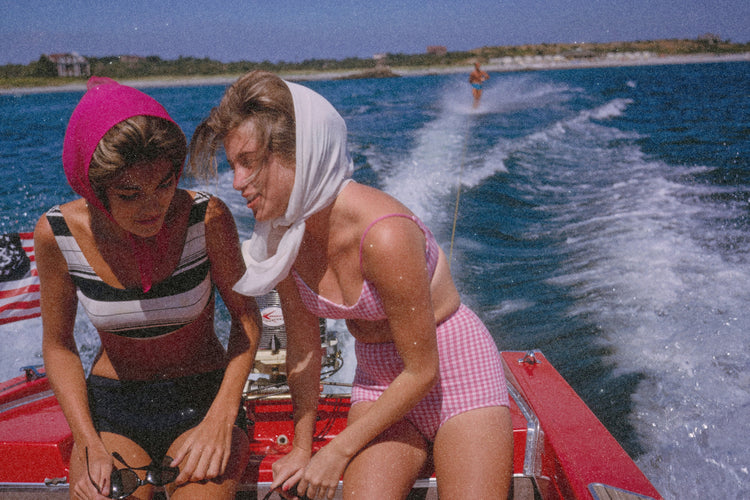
2, 0, 748, 65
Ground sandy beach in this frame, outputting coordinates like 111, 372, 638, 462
1, 52, 747, 96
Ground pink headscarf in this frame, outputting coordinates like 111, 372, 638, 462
62, 77, 183, 292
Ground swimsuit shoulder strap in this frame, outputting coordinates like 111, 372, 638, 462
358, 213, 420, 274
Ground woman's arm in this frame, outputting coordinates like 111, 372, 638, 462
269, 273, 326, 491
170, 195, 262, 483
35, 214, 114, 497
279, 273, 325, 451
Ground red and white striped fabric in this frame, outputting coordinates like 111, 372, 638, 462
0, 232, 41, 325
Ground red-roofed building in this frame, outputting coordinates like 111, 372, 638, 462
426, 46, 448, 56
46, 53, 90, 77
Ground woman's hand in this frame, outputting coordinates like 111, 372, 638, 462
269, 446, 312, 498
294, 442, 349, 500
169, 415, 234, 485
72, 443, 113, 500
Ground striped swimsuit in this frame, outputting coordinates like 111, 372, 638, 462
293, 214, 509, 441
46, 192, 213, 338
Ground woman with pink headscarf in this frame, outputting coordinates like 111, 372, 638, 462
34, 77, 261, 499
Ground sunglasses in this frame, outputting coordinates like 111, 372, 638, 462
86, 447, 179, 499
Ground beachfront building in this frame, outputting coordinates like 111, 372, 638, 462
373, 53, 388, 68
46, 53, 90, 77
490, 54, 566, 68
605, 51, 654, 61
119, 55, 146, 68
427, 46, 448, 56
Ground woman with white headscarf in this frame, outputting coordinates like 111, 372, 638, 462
189, 71, 512, 500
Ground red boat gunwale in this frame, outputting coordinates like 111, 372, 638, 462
0, 368, 72, 488
0, 351, 662, 499
501, 351, 662, 500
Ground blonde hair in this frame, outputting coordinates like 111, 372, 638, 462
188, 70, 295, 181
88, 115, 186, 204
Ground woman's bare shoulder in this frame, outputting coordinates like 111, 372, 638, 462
338, 182, 413, 221
36, 198, 88, 236
55, 198, 88, 215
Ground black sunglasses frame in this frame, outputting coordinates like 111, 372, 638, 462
262, 484, 312, 500
85, 447, 179, 499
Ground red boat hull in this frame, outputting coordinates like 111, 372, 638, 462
0, 353, 662, 499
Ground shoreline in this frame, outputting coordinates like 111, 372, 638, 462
1, 52, 747, 96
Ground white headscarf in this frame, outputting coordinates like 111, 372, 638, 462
232, 81, 353, 296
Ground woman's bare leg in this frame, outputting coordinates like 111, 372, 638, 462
69, 432, 155, 500
432, 406, 513, 499
342, 402, 430, 499
167, 425, 250, 500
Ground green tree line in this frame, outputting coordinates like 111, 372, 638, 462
2, 37, 748, 82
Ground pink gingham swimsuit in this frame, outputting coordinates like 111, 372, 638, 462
292, 214, 509, 441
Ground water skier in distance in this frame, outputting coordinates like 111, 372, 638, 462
469, 62, 490, 109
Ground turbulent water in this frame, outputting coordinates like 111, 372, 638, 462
1, 61, 748, 498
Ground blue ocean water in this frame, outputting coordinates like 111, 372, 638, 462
1, 61, 748, 498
